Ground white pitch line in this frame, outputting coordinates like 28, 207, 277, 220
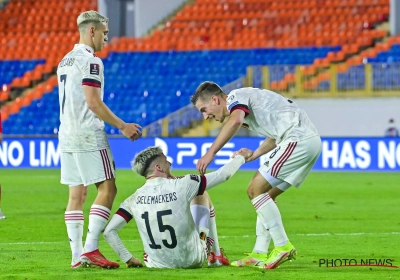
0, 232, 399, 246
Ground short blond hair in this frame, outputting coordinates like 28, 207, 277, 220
131, 146, 164, 177
77, 10, 108, 32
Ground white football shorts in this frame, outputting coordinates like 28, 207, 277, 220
144, 237, 207, 268
60, 147, 116, 187
258, 135, 321, 188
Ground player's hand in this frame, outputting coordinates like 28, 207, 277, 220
232, 148, 253, 162
121, 123, 142, 141
196, 152, 215, 175
126, 257, 143, 268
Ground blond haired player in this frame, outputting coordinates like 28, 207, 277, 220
103, 146, 251, 268
57, 11, 142, 269
191, 82, 321, 269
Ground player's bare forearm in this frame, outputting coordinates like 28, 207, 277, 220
90, 100, 125, 129
83, 85, 125, 129
250, 137, 276, 161
208, 116, 243, 155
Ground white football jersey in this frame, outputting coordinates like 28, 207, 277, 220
57, 44, 108, 152
226, 88, 319, 144
116, 174, 207, 268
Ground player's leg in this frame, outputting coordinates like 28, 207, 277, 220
204, 192, 230, 266
251, 170, 296, 269
61, 152, 87, 268
74, 148, 119, 269
190, 192, 229, 267
190, 192, 210, 246
231, 215, 271, 267
254, 137, 321, 269
83, 178, 116, 252
65, 185, 87, 268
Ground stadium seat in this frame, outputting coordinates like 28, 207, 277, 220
0, 0, 392, 134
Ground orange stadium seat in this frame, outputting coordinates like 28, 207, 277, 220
0, 0, 393, 118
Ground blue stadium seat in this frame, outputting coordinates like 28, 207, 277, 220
0, 59, 44, 86
3, 47, 340, 134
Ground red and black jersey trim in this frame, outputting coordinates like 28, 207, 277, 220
116, 208, 133, 223
230, 104, 250, 117
82, 78, 101, 88
197, 175, 207, 196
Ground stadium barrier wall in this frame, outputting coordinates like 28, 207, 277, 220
1, 137, 400, 171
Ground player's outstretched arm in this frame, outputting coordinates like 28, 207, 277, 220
197, 109, 245, 175
103, 213, 143, 267
233, 138, 277, 162
83, 86, 142, 141
252, 137, 276, 160
203, 148, 252, 189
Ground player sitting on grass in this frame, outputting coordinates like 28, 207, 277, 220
104, 146, 251, 268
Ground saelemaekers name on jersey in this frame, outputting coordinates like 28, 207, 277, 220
136, 192, 178, 204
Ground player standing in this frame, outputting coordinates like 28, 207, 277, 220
103, 146, 251, 268
57, 11, 142, 269
191, 82, 321, 269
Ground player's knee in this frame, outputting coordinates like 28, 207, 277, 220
107, 185, 117, 199
81, 189, 88, 204
68, 193, 85, 209
247, 180, 266, 200
247, 188, 255, 199
70, 190, 84, 202
247, 182, 257, 200
98, 180, 117, 196
191, 191, 210, 207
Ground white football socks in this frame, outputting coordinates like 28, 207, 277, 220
84, 204, 110, 253
208, 206, 221, 256
252, 193, 288, 247
252, 216, 271, 253
65, 210, 84, 264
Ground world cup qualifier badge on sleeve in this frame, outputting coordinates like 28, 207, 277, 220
90, 63, 100, 75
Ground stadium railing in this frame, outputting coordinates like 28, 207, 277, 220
142, 77, 245, 137
250, 63, 400, 99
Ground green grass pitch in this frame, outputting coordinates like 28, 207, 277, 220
0, 169, 399, 279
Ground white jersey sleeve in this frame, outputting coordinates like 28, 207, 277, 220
103, 196, 135, 263
115, 198, 134, 223
82, 56, 103, 88
175, 174, 207, 202
226, 90, 250, 117
225, 87, 319, 143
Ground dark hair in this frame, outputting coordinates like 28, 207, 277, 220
190, 81, 225, 105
